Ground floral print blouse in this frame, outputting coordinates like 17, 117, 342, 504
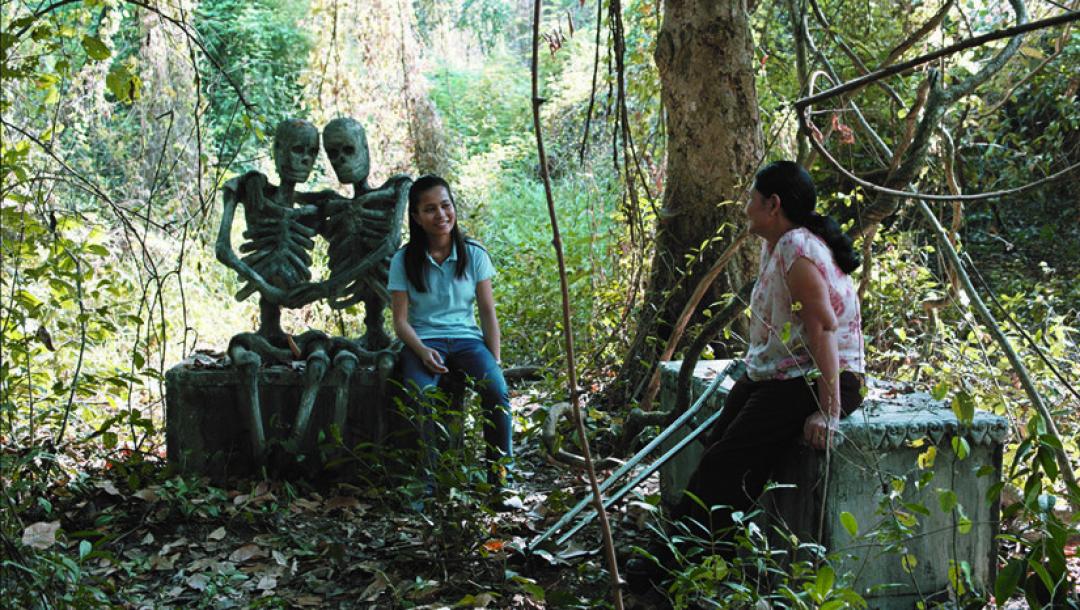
745, 227, 865, 381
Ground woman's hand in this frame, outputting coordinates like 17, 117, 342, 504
417, 346, 449, 374
803, 410, 839, 450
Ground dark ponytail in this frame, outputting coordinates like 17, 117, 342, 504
754, 161, 860, 274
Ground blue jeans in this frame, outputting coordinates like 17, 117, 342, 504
399, 337, 513, 484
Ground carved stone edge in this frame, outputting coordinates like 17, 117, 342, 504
838, 410, 1010, 450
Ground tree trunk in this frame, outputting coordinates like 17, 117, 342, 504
611, 0, 763, 405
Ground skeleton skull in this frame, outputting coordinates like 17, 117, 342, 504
273, 119, 319, 184
323, 118, 370, 185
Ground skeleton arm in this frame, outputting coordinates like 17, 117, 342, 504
290, 176, 411, 307
215, 176, 287, 305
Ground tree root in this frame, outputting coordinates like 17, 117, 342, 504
542, 402, 624, 471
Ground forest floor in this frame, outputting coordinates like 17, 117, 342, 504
14, 358, 1080, 609
18, 395, 1080, 609
14, 390, 676, 609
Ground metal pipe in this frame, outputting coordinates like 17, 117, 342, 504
528, 359, 744, 553
555, 387, 733, 546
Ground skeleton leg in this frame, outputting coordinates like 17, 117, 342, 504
330, 350, 359, 436
361, 290, 392, 350
290, 347, 330, 448
229, 344, 267, 461
375, 349, 396, 441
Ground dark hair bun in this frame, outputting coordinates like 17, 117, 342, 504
754, 161, 860, 274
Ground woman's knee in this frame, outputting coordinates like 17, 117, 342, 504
476, 375, 509, 407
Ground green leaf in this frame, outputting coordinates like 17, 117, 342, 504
951, 390, 975, 424
815, 564, 835, 600
959, 505, 976, 533
901, 553, 918, 573
1027, 558, 1054, 593
931, 381, 948, 401
510, 575, 545, 601
840, 511, 858, 537
1037, 447, 1059, 481
81, 35, 111, 61
1039, 434, 1063, 451
79, 539, 92, 559
937, 489, 958, 513
949, 559, 971, 596
951, 436, 970, 460
106, 63, 141, 103
917, 446, 937, 469
903, 501, 931, 517
994, 558, 1023, 601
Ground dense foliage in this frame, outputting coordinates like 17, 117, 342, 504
2, 0, 1077, 607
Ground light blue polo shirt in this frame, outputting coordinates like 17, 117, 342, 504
387, 241, 495, 340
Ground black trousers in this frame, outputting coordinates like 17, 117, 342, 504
673, 371, 863, 533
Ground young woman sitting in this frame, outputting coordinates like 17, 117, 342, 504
388, 175, 513, 504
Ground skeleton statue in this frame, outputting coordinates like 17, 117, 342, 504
215, 118, 329, 459
215, 118, 404, 462
282, 118, 409, 445
305, 117, 410, 351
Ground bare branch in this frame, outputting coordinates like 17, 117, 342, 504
799, 108, 1079, 204
882, 0, 955, 67
796, 9, 1078, 110
530, 1, 624, 605
807, 0, 904, 106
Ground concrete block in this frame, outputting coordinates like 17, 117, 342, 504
165, 360, 394, 478
657, 360, 1009, 608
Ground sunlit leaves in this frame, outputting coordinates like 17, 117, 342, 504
951, 435, 970, 460
917, 445, 936, 469
81, 35, 111, 61
106, 61, 141, 103
900, 553, 918, 573
839, 511, 858, 537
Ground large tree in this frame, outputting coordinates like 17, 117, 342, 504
612, 0, 763, 404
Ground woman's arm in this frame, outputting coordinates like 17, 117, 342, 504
391, 290, 448, 373
787, 257, 840, 449
475, 279, 501, 364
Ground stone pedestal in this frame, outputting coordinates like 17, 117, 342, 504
658, 360, 1009, 609
656, 360, 741, 507
165, 358, 400, 478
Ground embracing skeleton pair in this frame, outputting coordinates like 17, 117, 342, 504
215, 118, 410, 460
